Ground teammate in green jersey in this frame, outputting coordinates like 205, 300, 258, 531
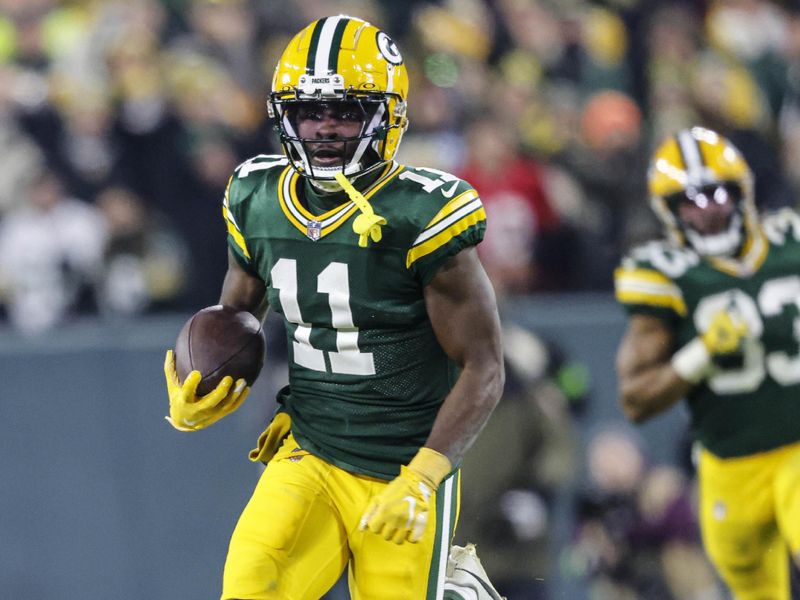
615, 126, 800, 600
163, 15, 506, 600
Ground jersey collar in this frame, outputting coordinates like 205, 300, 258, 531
708, 226, 769, 277
277, 162, 403, 240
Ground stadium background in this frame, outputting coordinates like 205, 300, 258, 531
1, 0, 798, 598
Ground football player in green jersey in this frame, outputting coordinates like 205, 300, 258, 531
163, 15, 506, 600
615, 126, 800, 600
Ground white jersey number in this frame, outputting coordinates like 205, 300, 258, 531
694, 275, 800, 394
271, 258, 375, 376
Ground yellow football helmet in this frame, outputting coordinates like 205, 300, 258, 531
268, 15, 409, 182
648, 126, 757, 257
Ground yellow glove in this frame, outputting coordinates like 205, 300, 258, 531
163, 349, 250, 431
359, 447, 452, 544
701, 310, 748, 356
672, 309, 749, 383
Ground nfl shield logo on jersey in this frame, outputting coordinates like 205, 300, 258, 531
307, 220, 321, 241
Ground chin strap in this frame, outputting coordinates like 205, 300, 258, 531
334, 172, 387, 247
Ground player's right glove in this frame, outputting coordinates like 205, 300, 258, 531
359, 447, 452, 544
163, 350, 249, 431
671, 309, 748, 383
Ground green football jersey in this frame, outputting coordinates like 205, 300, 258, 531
223, 155, 486, 478
615, 209, 800, 458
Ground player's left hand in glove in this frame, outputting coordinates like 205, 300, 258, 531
163, 349, 249, 431
359, 447, 452, 544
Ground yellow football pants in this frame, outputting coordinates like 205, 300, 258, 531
698, 442, 800, 600
222, 432, 461, 600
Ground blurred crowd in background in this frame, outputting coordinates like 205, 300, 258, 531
2, 0, 799, 597
3, 0, 800, 333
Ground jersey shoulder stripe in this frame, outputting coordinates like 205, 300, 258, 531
225, 155, 289, 267
406, 190, 485, 268
223, 176, 251, 259
614, 265, 687, 316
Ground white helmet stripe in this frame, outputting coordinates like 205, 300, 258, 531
314, 16, 345, 75
677, 129, 704, 188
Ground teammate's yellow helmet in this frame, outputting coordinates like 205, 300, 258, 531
648, 126, 757, 257
268, 15, 409, 182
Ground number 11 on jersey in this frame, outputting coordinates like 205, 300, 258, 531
271, 258, 376, 376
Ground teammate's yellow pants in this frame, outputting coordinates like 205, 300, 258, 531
222, 432, 460, 600
698, 442, 800, 600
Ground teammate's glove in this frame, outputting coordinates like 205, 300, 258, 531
701, 310, 748, 357
671, 309, 748, 384
163, 350, 250, 431
359, 447, 452, 544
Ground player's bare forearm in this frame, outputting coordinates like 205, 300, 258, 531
426, 360, 504, 465
423, 248, 505, 465
616, 314, 692, 422
219, 249, 269, 321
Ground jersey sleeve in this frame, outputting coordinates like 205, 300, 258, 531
222, 174, 259, 276
613, 253, 686, 323
221, 154, 288, 278
406, 184, 486, 285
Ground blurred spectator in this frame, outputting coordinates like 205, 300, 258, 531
457, 116, 575, 294
455, 325, 584, 600
644, 2, 704, 142
0, 66, 44, 215
0, 171, 106, 333
565, 427, 724, 600
1, 0, 799, 316
556, 89, 655, 288
95, 186, 187, 316
172, 0, 263, 94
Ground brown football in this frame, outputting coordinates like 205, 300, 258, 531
174, 305, 266, 396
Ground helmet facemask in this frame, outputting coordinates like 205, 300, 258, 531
269, 74, 406, 184
665, 182, 746, 258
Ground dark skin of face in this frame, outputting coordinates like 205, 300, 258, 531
677, 186, 736, 235
294, 102, 365, 168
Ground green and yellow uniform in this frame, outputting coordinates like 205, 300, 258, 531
615, 209, 800, 600
221, 155, 485, 599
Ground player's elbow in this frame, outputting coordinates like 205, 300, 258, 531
619, 398, 647, 424
469, 350, 505, 408
618, 387, 653, 424
486, 359, 505, 407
